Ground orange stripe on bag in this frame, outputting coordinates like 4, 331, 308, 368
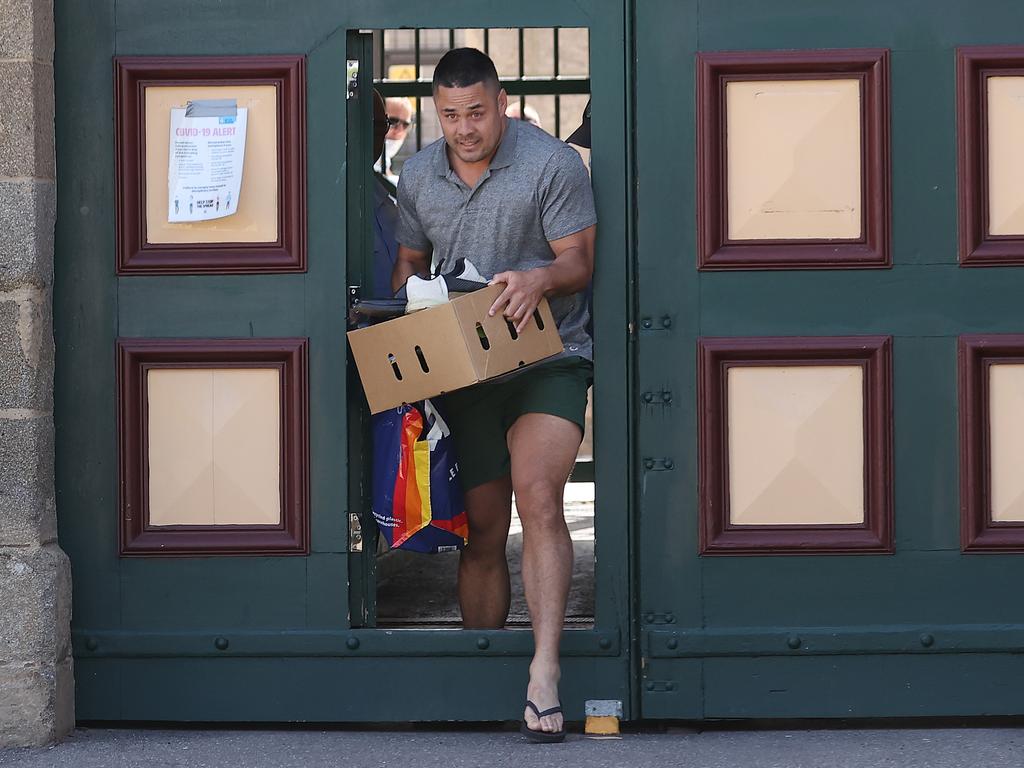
392, 407, 428, 548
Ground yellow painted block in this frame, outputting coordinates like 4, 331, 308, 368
585, 715, 620, 735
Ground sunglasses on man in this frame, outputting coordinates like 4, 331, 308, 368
386, 115, 413, 129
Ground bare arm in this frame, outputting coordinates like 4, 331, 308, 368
488, 224, 595, 332
391, 244, 432, 294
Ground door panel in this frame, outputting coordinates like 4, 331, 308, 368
635, 0, 1024, 719
58, 0, 634, 721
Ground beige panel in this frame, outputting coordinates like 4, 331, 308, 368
987, 77, 1024, 236
144, 85, 279, 244
989, 364, 1024, 521
726, 79, 862, 240
211, 369, 281, 525
147, 367, 282, 527
148, 369, 216, 526
728, 365, 865, 525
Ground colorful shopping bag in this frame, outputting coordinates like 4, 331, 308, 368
371, 399, 468, 553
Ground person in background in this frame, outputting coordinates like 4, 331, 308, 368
374, 96, 414, 188
566, 98, 590, 150
566, 99, 594, 338
392, 48, 596, 744
506, 101, 542, 130
371, 89, 399, 296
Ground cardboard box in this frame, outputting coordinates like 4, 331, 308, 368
347, 283, 564, 413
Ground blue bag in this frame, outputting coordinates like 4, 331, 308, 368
371, 399, 468, 553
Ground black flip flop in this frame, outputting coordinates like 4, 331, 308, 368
520, 700, 566, 743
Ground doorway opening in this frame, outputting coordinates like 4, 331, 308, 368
360, 26, 594, 629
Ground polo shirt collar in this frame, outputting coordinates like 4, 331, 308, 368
489, 116, 517, 170
433, 116, 518, 177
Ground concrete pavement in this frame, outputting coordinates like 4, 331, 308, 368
2, 725, 1023, 767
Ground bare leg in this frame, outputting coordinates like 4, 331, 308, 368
508, 413, 582, 735
458, 474, 513, 629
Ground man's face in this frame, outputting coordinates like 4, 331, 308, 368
385, 98, 413, 142
434, 82, 507, 166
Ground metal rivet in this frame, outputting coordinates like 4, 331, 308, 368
920, 633, 934, 648
663, 459, 674, 470
346, 637, 360, 650
667, 637, 679, 650
214, 637, 229, 651
476, 637, 490, 650
666, 682, 676, 691
665, 612, 675, 623
642, 392, 654, 403
786, 635, 801, 650
646, 681, 655, 691
661, 316, 672, 329
598, 637, 612, 650
641, 318, 653, 329
644, 458, 655, 470
645, 613, 655, 623
85, 638, 98, 651
661, 392, 672, 404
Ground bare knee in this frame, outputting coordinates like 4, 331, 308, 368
463, 509, 510, 564
462, 476, 512, 560
514, 479, 566, 531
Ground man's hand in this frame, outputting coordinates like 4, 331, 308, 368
487, 225, 596, 333
488, 268, 552, 334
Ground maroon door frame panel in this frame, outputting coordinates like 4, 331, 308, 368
114, 55, 307, 275
698, 336, 894, 555
956, 46, 1024, 267
116, 337, 309, 556
959, 334, 1024, 551
696, 48, 891, 270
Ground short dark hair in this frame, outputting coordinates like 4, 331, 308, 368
432, 48, 500, 94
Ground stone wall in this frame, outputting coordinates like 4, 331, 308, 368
0, 0, 74, 747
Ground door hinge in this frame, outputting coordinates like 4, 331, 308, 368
641, 389, 673, 406
643, 611, 676, 624
639, 315, 674, 332
348, 513, 363, 552
642, 457, 675, 472
346, 60, 360, 99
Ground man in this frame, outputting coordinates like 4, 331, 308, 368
505, 100, 543, 129
392, 48, 596, 742
370, 89, 399, 296
376, 96, 414, 187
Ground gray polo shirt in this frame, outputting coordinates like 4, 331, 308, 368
395, 117, 597, 360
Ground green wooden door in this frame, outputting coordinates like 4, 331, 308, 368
635, 0, 1024, 719
56, 0, 635, 721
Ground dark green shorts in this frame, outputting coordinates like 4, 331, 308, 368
438, 356, 593, 492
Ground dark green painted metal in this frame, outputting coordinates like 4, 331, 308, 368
375, 78, 590, 98
118, 558, 309, 630
700, 655, 1024, 719
647, 625, 1024, 658
54, 0, 121, 643
631, 0, 1024, 721
345, 30, 376, 628
569, 460, 594, 482
56, 0, 634, 722
57, 0, 1024, 725
71, 627, 620, 657
74, 656, 631, 722
116, 276, 308, 337
633, 0, 702, 683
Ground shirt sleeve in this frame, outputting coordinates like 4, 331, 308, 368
538, 145, 597, 243
395, 168, 431, 253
